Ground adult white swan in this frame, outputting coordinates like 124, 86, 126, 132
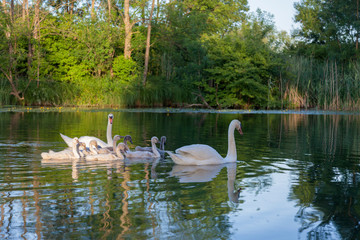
167, 119, 243, 165
60, 113, 114, 148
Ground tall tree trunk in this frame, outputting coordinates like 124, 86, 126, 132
107, 0, 111, 20
34, 0, 41, 87
124, 0, 132, 59
70, 0, 74, 15
22, 0, 27, 21
91, 0, 96, 20
10, 0, 13, 20
108, 0, 113, 76
26, 0, 32, 80
142, 0, 155, 86
34, 0, 40, 45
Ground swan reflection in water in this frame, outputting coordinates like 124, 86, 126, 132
169, 162, 241, 203
41, 158, 240, 201
41, 158, 125, 181
124, 157, 160, 179
41, 157, 160, 181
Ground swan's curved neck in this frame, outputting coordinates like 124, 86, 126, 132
115, 145, 124, 159
107, 119, 113, 145
152, 140, 160, 158
72, 143, 81, 158
90, 143, 99, 154
160, 137, 166, 150
112, 137, 118, 151
225, 122, 237, 162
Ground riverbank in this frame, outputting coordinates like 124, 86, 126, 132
2, 106, 360, 115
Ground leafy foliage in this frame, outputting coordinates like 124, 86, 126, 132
293, 0, 360, 60
200, 11, 281, 109
0, 0, 359, 109
113, 55, 138, 84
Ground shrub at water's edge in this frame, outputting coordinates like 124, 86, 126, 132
0, 76, 193, 108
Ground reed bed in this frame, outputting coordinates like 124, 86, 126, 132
282, 57, 360, 110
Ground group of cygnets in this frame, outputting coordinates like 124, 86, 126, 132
41, 113, 166, 161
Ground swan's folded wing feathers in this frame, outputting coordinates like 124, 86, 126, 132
78, 136, 108, 148
175, 144, 222, 160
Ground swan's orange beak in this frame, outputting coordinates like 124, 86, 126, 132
109, 117, 113, 124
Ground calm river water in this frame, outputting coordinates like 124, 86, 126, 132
0, 108, 359, 239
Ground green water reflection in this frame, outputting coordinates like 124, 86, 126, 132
0, 110, 359, 239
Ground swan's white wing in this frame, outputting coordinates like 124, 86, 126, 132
78, 136, 109, 148
60, 133, 109, 148
168, 145, 224, 165
175, 144, 223, 160
60, 133, 73, 148
167, 150, 220, 165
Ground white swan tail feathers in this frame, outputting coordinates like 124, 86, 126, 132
41, 152, 51, 159
60, 133, 73, 147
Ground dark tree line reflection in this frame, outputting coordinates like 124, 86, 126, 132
273, 114, 360, 239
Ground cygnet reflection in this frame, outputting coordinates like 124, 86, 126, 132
124, 158, 160, 179
41, 158, 125, 182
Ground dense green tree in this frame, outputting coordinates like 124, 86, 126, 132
148, 0, 249, 103
199, 10, 281, 109
294, 0, 360, 60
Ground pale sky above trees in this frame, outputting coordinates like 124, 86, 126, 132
248, 0, 299, 33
